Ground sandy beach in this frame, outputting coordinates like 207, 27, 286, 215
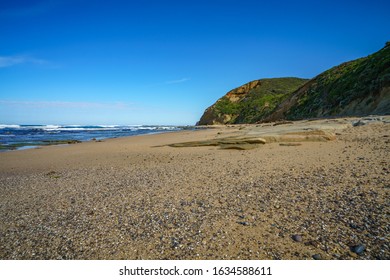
0, 117, 389, 260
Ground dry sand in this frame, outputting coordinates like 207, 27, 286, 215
0, 117, 389, 260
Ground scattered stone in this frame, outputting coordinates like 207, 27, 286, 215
279, 143, 302, 146
352, 117, 383, 127
220, 144, 257, 150
273, 121, 294, 126
46, 171, 56, 176
237, 221, 250, 226
304, 240, 319, 247
362, 116, 383, 121
352, 120, 368, 126
292, 235, 302, 242
171, 238, 180, 249
349, 223, 358, 229
42, 139, 81, 145
45, 171, 62, 179
87, 210, 94, 216
351, 244, 365, 255
312, 253, 322, 260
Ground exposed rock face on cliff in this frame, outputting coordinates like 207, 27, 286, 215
197, 78, 308, 125
198, 43, 390, 125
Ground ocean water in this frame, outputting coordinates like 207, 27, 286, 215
0, 124, 184, 151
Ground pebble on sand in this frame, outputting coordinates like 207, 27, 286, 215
292, 234, 302, 242
312, 253, 322, 260
351, 244, 365, 255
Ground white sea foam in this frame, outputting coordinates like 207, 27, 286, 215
0, 124, 21, 129
0, 124, 183, 152
43, 125, 61, 130
44, 127, 85, 131
97, 125, 121, 128
0, 124, 179, 132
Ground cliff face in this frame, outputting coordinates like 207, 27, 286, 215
197, 78, 308, 125
198, 43, 390, 125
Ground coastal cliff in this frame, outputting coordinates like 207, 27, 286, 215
197, 78, 308, 125
198, 43, 390, 125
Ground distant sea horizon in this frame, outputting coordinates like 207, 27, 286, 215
0, 124, 188, 151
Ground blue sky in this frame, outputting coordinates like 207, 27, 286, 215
0, 0, 389, 125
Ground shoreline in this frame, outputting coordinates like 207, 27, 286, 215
0, 117, 389, 259
0, 124, 191, 152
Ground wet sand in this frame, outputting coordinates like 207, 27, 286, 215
0, 117, 389, 259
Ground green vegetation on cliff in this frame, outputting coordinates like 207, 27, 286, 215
214, 96, 240, 116
198, 78, 307, 125
234, 78, 308, 123
284, 43, 390, 119
198, 43, 390, 125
